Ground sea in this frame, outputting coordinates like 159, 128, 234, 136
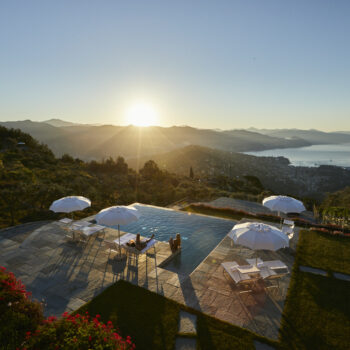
244, 143, 350, 168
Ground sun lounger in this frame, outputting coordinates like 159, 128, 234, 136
221, 262, 252, 285
59, 218, 73, 225
114, 233, 158, 255
72, 221, 92, 228
246, 258, 264, 266
78, 224, 105, 237
236, 265, 260, 275
259, 266, 277, 279
261, 260, 288, 271
69, 224, 104, 243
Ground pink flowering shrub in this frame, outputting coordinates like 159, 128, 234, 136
22, 311, 135, 350
0, 266, 135, 350
0, 266, 43, 348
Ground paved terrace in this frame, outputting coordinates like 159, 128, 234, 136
0, 220, 176, 316
0, 218, 297, 340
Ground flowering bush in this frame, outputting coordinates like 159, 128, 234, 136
0, 266, 43, 348
0, 267, 135, 349
23, 311, 135, 350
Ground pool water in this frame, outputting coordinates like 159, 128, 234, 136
116, 204, 235, 275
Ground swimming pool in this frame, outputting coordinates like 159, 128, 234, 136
115, 204, 235, 275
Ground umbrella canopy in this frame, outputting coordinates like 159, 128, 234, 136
95, 205, 140, 226
50, 196, 91, 213
262, 195, 306, 214
228, 222, 289, 251
95, 205, 140, 260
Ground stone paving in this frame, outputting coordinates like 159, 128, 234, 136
183, 232, 296, 340
0, 220, 176, 316
0, 217, 297, 340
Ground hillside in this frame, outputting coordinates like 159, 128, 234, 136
246, 128, 350, 144
0, 126, 265, 228
44, 118, 80, 127
0, 120, 309, 160
128, 145, 350, 199
322, 186, 350, 209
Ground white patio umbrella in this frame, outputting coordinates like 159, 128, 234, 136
262, 195, 306, 214
49, 196, 91, 218
228, 222, 289, 264
95, 205, 140, 259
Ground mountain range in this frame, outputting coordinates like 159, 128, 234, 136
0, 119, 311, 160
247, 128, 350, 144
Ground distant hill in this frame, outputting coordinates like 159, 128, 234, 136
43, 118, 79, 127
0, 120, 309, 160
246, 128, 350, 144
128, 145, 350, 199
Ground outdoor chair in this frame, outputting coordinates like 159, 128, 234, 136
59, 218, 73, 225
114, 233, 158, 256
72, 224, 105, 244
246, 258, 264, 266
221, 262, 259, 292
261, 260, 289, 271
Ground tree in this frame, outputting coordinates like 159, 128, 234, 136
139, 160, 162, 180
189, 166, 194, 179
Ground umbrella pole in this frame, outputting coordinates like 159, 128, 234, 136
279, 211, 283, 228
118, 224, 121, 258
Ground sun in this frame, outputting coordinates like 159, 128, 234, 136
125, 102, 158, 127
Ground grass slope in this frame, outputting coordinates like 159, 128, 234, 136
297, 230, 350, 274
77, 280, 275, 350
279, 230, 350, 349
279, 271, 350, 350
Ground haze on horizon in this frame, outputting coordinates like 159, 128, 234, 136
1, 0, 349, 131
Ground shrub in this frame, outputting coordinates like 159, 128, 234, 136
0, 266, 44, 348
0, 267, 135, 350
23, 311, 135, 350
23, 312, 135, 350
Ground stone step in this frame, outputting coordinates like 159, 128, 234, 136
178, 310, 197, 334
175, 337, 197, 350
254, 340, 276, 350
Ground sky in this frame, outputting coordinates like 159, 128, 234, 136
0, 0, 349, 131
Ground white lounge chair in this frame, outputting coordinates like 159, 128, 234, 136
115, 233, 158, 255
59, 218, 73, 225
70, 224, 105, 243
78, 224, 105, 237
221, 262, 254, 286
261, 260, 288, 271
259, 266, 277, 279
246, 258, 264, 266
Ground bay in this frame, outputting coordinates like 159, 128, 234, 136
244, 143, 350, 168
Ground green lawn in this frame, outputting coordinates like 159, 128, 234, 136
297, 230, 350, 274
279, 230, 350, 349
77, 280, 275, 350
279, 271, 350, 350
